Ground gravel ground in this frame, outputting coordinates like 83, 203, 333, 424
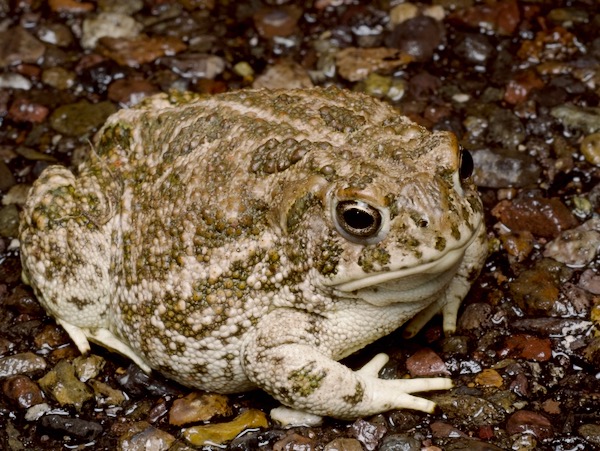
0, 1, 599, 450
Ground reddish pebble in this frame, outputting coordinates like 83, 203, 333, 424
492, 197, 578, 239
2, 375, 44, 408
506, 410, 553, 439
8, 98, 49, 123
406, 348, 449, 377
253, 6, 301, 38
498, 334, 552, 362
504, 70, 544, 105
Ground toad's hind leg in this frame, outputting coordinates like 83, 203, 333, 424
19, 164, 119, 351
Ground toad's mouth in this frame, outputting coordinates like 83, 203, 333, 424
325, 221, 483, 306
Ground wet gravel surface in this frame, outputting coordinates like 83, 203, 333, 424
1, 0, 600, 450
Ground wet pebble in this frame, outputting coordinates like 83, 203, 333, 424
73, 355, 105, 382
98, 35, 187, 67
168, 392, 231, 426
48, 0, 94, 13
49, 100, 117, 137
107, 77, 159, 106
389, 3, 418, 25
578, 423, 600, 447
0, 73, 32, 90
471, 149, 540, 188
378, 433, 420, 451
7, 98, 49, 123
2, 375, 44, 409
350, 418, 387, 451
81, 12, 143, 49
117, 421, 176, 451
273, 431, 316, 450
498, 335, 552, 362
506, 410, 553, 440
253, 60, 313, 90
41, 67, 76, 90
0, 27, 46, 67
508, 259, 571, 315
0, 205, 20, 238
474, 369, 503, 388
453, 32, 494, 66
37, 360, 93, 408
499, 231, 535, 263
580, 132, 600, 166
324, 437, 364, 451
449, 0, 520, 35
253, 6, 302, 38
0, 162, 15, 191
578, 269, 600, 295
492, 197, 578, 239
335, 47, 411, 82
431, 421, 468, 438
406, 348, 449, 377
159, 53, 225, 79
89, 379, 126, 406
182, 409, 268, 446
434, 393, 506, 428
36, 23, 74, 47
0, 352, 47, 378
39, 413, 103, 442
550, 104, 600, 134
33, 324, 70, 350
386, 15, 445, 62
544, 218, 600, 267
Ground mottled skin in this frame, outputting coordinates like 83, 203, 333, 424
20, 87, 487, 420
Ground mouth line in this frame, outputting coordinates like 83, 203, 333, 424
327, 220, 483, 293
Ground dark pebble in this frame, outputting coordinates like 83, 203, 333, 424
506, 410, 553, 440
387, 15, 445, 62
378, 433, 421, 451
39, 414, 103, 442
453, 33, 494, 65
351, 418, 387, 451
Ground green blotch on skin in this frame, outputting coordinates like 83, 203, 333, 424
286, 193, 319, 232
288, 361, 327, 397
358, 246, 391, 273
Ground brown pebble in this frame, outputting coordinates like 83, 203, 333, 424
475, 369, 504, 388
430, 421, 468, 438
492, 197, 578, 239
253, 6, 302, 38
2, 375, 44, 408
498, 334, 552, 362
406, 348, 450, 377
34, 324, 70, 350
169, 392, 231, 426
506, 410, 553, 439
107, 78, 159, 107
273, 432, 316, 451
499, 231, 535, 262
98, 36, 186, 67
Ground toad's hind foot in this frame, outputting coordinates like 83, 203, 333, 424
57, 319, 152, 373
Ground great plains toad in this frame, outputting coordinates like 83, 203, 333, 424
19, 87, 487, 421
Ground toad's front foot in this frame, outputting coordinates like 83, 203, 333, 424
271, 353, 452, 426
357, 353, 452, 414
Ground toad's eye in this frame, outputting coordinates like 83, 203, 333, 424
335, 200, 383, 242
459, 148, 474, 180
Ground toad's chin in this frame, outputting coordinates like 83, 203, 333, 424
332, 251, 464, 307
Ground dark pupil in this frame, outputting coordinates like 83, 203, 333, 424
344, 208, 374, 230
460, 149, 474, 179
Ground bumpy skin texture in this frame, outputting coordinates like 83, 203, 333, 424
20, 87, 487, 420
